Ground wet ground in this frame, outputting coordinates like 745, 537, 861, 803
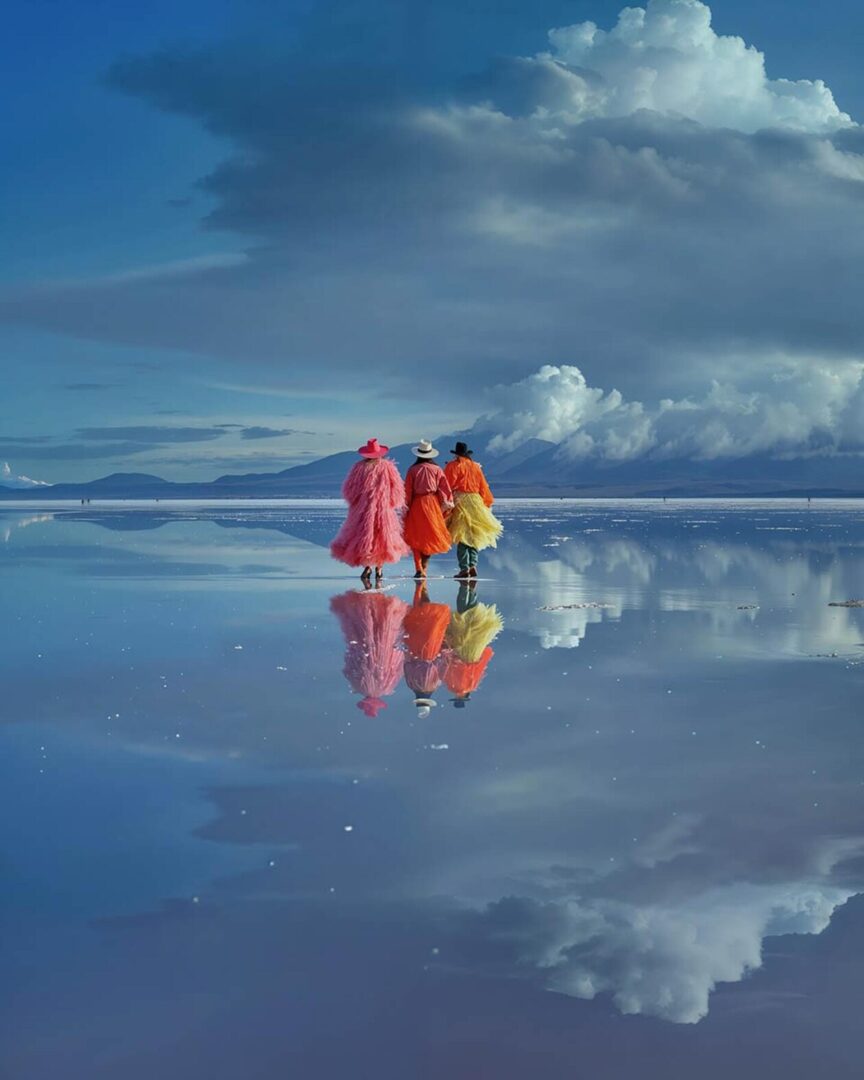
2, 499, 864, 1078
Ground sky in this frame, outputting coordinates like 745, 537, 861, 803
3, 0, 864, 482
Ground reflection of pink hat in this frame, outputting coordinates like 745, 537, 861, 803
358, 696, 387, 717
358, 438, 389, 459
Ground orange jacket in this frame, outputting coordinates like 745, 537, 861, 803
443, 458, 494, 507
443, 647, 494, 696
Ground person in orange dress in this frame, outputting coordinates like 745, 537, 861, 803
403, 581, 451, 716
443, 441, 503, 578
442, 581, 503, 708
403, 440, 453, 579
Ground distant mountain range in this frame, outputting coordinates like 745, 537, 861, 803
2, 436, 864, 498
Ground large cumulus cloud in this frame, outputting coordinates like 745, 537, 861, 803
3, 0, 864, 429
474, 359, 864, 461
545, 0, 851, 132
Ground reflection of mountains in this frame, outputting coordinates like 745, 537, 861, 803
47, 505, 864, 656
56, 509, 336, 547
1, 511, 54, 543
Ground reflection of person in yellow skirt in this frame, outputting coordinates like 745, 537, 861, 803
442, 582, 504, 708
444, 441, 503, 578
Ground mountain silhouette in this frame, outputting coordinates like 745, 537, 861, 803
3, 437, 864, 498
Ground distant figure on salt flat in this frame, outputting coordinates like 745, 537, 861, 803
403, 440, 453, 579
330, 437, 409, 583
444, 441, 503, 579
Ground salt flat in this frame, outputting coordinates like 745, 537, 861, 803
2, 501, 864, 1079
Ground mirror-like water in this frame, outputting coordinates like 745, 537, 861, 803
2, 500, 864, 1078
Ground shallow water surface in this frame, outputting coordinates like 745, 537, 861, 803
2, 500, 864, 1078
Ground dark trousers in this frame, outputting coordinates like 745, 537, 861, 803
457, 542, 478, 571
456, 582, 479, 613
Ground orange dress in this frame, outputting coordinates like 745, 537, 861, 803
403, 594, 451, 697
403, 461, 453, 556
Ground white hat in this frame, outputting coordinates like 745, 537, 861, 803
413, 696, 437, 719
411, 439, 439, 459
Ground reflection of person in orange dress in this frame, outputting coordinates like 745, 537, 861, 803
403, 582, 451, 717
442, 583, 503, 708
403, 440, 453, 579
330, 589, 409, 717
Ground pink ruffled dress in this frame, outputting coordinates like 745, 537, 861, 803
330, 457, 410, 567
330, 590, 409, 716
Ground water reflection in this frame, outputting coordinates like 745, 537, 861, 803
1, 511, 54, 543
330, 581, 505, 717
4, 503, 864, 1075
442, 583, 502, 708
403, 584, 451, 716
329, 589, 408, 717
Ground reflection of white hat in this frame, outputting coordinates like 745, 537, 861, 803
411, 439, 439, 459
414, 696, 437, 719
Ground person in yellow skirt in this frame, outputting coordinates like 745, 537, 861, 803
443, 441, 503, 578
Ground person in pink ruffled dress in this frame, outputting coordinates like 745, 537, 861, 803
330, 437, 409, 582
330, 589, 409, 717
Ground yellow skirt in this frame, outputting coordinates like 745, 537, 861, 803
447, 493, 503, 550
446, 601, 504, 663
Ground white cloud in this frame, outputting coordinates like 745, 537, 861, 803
545, 0, 853, 134
475, 360, 864, 462
5, 0, 864, 415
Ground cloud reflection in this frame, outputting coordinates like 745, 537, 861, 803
6, 502, 864, 1039
462, 879, 855, 1024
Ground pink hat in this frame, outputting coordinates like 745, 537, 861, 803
358, 696, 387, 717
358, 437, 389, 459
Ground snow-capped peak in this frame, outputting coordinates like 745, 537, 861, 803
1, 462, 49, 489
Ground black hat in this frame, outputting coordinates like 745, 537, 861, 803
451, 441, 473, 457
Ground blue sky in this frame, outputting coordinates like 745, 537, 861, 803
4, 0, 864, 482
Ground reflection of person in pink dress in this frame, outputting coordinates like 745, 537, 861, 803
330, 438, 409, 583
330, 589, 409, 717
